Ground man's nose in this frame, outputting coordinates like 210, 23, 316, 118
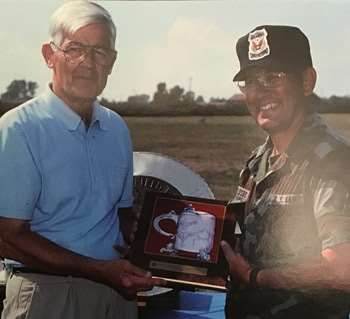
78, 48, 95, 67
255, 79, 273, 93
253, 81, 273, 98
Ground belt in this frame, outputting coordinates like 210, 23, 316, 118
11, 267, 68, 277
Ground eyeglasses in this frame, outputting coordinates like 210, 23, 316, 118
237, 71, 287, 94
50, 41, 117, 67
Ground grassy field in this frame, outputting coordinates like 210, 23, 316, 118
125, 114, 350, 201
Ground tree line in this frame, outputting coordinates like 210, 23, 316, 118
1, 79, 350, 117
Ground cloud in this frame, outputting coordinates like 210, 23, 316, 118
127, 17, 237, 100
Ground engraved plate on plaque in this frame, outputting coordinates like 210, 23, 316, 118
149, 260, 208, 276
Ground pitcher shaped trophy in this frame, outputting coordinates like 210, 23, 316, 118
153, 204, 216, 261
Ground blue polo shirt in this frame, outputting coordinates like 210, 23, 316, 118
0, 87, 133, 261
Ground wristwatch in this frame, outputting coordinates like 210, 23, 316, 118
249, 267, 262, 288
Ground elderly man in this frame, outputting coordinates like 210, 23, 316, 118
0, 1, 163, 319
221, 25, 350, 318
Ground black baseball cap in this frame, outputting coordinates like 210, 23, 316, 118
233, 25, 313, 81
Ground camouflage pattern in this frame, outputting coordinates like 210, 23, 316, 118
226, 113, 350, 318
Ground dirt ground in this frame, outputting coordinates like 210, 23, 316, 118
125, 114, 350, 201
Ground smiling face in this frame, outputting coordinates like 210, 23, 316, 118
43, 23, 116, 104
243, 69, 308, 136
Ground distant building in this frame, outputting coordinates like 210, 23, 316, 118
209, 97, 227, 106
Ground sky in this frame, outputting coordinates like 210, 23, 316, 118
1, 0, 350, 102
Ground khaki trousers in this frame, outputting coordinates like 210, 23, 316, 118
1, 273, 137, 319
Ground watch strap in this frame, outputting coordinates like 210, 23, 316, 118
249, 267, 262, 288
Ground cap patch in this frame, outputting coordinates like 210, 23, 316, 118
248, 28, 270, 60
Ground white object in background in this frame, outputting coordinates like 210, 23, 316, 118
133, 152, 215, 199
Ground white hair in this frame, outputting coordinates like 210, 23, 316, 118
49, 0, 116, 47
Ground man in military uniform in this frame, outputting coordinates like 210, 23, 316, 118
221, 25, 350, 318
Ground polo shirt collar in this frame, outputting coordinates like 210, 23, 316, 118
43, 85, 108, 131
91, 102, 108, 131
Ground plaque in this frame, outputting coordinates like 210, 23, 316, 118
130, 191, 239, 291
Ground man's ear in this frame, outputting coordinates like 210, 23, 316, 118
107, 52, 117, 75
302, 67, 317, 96
42, 43, 55, 69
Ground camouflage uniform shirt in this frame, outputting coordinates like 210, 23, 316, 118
227, 113, 350, 319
